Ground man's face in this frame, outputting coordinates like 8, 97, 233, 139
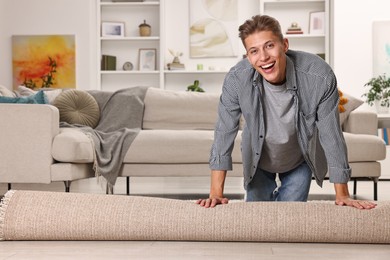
244, 30, 289, 85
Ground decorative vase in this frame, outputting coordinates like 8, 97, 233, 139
139, 20, 151, 37
374, 100, 389, 114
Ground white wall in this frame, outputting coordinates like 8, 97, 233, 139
164, 0, 259, 72
2, 0, 389, 95
0, 0, 97, 90
333, 0, 390, 99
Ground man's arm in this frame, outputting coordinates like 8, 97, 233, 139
334, 183, 376, 209
196, 170, 229, 208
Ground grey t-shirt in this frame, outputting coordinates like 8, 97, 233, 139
259, 79, 304, 173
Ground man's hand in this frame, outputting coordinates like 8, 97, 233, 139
334, 183, 376, 209
335, 196, 377, 209
196, 197, 229, 208
196, 170, 228, 208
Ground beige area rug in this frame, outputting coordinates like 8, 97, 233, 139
1, 190, 390, 243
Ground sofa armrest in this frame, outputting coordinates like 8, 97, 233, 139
342, 108, 378, 135
0, 104, 59, 184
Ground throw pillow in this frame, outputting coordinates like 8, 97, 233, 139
338, 90, 364, 125
53, 89, 100, 128
0, 85, 16, 97
0, 90, 48, 104
16, 85, 36, 97
16, 85, 63, 104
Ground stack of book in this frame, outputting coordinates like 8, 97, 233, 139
101, 55, 116, 71
167, 62, 185, 70
286, 22, 303, 35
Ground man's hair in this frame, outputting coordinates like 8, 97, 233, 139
238, 15, 284, 47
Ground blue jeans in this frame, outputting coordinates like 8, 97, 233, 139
245, 162, 312, 202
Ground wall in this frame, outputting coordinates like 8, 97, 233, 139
1, 1, 390, 94
0, 0, 97, 90
333, 0, 390, 99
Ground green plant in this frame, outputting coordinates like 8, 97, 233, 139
362, 74, 390, 107
187, 80, 204, 92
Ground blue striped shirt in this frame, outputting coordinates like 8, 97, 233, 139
209, 50, 351, 189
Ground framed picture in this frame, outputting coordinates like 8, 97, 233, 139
101, 22, 125, 37
309, 11, 325, 35
139, 48, 156, 71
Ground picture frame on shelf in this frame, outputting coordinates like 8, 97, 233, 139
309, 11, 325, 35
101, 22, 125, 37
139, 48, 156, 71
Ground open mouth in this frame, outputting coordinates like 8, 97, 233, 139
261, 62, 275, 72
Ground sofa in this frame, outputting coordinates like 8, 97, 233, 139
0, 87, 386, 199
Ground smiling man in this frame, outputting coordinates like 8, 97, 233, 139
196, 15, 376, 210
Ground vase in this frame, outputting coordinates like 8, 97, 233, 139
374, 100, 389, 114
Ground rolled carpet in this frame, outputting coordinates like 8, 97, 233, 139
1, 190, 389, 243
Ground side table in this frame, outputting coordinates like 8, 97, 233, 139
378, 113, 390, 128
377, 113, 390, 182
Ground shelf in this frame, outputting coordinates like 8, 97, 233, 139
164, 70, 228, 74
101, 70, 159, 75
285, 34, 325, 38
263, 0, 324, 3
100, 2, 160, 7
100, 36, 160, 41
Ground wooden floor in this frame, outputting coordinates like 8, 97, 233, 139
1, 177, 390, 259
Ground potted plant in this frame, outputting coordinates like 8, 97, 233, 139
187, 80, 205, 92
362, 74, 390, 113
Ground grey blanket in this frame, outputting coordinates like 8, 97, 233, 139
60, 86, 149, 187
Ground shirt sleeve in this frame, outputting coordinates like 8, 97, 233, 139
209, 71, 242, 171
316, 71, 351, 183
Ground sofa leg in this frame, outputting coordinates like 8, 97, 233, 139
8, 183, 12, 190
353, 178, 357, 196
106, 183, 114, 195
373, 177, 378, 201
126, 177, 130, 195
64, 181, 71, 192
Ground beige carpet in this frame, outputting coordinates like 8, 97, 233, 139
1, 190, 389, 243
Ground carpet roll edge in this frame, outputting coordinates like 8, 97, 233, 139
0, 190, 15, 241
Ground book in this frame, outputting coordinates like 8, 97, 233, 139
167, 62, 185, 70
286, 30, 303, 34
101, 55, 116, 71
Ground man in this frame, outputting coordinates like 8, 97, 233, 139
196, 15, 376, 210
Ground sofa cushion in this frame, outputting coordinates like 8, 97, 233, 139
143, 88, 220, 130
124, 129, 243, 164
52, 128, 94, 163
343, 132, 386, 162
0, 85, 16, 97
0, 90, 47, 104
53, 89, 100, 128
16, 85, 63, 104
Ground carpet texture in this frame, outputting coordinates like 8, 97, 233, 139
1, 190, 390, 243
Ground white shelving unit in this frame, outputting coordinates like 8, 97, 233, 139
97, 0, 164, 91
97, 0, 241, 92
260, 0, 331, 65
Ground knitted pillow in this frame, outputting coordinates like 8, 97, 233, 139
53, 89, 100, 128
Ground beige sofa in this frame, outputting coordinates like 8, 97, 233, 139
0, 88, 386, 199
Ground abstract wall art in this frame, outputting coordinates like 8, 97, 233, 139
12, 35, 76, 89
372, 21, 390, 77
189, 0, 238, 58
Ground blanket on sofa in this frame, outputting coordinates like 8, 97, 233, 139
60, 86, 149, 188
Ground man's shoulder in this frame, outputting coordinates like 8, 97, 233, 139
228, 58, 255, 79
287, 49, 332, 74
